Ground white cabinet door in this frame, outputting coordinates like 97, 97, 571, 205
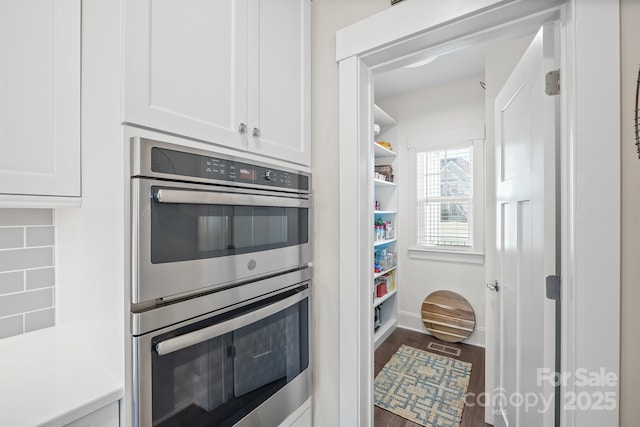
123, 0, 248, 152
247, 0, 311, 166
0, 0, 81, 197
123, 0, 311, 166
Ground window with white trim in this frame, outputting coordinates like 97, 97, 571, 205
408, 135, 484, 262
416, 145, 473, 247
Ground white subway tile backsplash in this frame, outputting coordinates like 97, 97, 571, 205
0, 315, 24, 339
0, 209, 52, 226
0, 209, 55, 340
0, 247, 53, 272
0, 228, 24, 249
26, 267, 55, 290
0, 271, 24, 295
26, 226, 55, 247
0, 288, 53, 318
25, 308, 55, 333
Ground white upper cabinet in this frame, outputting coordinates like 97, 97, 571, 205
123, 0, 247, 152
247, 0, 311, 165
0, 0, 81, 200
123, 0, 311, 166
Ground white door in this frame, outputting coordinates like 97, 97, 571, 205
123, 0, 248, 151
494, 25, 558, 427
0, 0, 81, 197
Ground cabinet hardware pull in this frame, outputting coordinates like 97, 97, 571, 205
155, 289, 309, 356
154, 188, 310, 208
238, 123, 247, 133
252, 127, 261, 137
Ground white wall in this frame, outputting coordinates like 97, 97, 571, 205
310, 1, 389, 426
376, 76, 487, 346
55, 0, 124, 382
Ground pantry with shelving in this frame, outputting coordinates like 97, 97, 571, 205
372, 104, 399, 348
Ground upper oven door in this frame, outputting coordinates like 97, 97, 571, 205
132, 178, 311, 304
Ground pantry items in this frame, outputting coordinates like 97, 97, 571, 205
374, 247, 396, 272
375, 141, 393, 151
374, 271, 396, 298
374, 164, 393, 182
373, 104, 398, 347
374, 306, 382, 330
374, 217, 394, 241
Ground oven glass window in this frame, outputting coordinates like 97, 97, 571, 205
150, 196, 308, 264
151, 293, 309, 427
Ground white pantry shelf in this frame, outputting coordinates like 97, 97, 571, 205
374, 142, 397, 158
374, 265, 397, 279
374, 178, 396, 187
374, 317, 397, 349
374, 288, 397, 308
374, 238, 397, 247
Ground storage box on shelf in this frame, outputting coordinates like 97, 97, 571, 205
372, 104, 398, 348
374, 269, 396, 303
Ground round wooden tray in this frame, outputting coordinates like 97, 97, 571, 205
421, 290, 475, 343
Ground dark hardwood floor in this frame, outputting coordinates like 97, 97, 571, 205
374, 328, 491, 427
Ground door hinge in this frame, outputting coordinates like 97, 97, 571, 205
546, 275, 561, 300
545, 70, 560, 96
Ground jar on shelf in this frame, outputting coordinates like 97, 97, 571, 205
384, 221, 393, 239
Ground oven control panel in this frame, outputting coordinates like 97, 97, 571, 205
150, 146, 309, 191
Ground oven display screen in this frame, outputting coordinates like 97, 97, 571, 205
238, 168, 255, 181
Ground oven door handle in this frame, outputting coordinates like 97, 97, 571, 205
154, 188, 309, 208
154, 288, 310, 356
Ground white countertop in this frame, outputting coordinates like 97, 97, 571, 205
0, 327, 123, 427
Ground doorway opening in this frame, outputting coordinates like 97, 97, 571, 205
337, 2, 620, 427
370, 28, 543, 426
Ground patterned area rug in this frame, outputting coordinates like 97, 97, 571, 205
374, 344, 472, 427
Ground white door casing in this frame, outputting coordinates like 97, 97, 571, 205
338, 55, 375, 427
494, 25, 558, 427
336, 1, 620, 426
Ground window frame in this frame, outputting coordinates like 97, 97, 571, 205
407, 130, 485, 264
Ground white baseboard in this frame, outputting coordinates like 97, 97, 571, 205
397, 310, 486, 348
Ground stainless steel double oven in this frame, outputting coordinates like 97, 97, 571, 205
130, 138, 312, 427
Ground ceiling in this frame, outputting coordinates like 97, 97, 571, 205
373, 39, 495, 101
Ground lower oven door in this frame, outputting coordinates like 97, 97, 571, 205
133, 285, 311, 427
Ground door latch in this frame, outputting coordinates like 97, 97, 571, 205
486, 280, 499, 292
